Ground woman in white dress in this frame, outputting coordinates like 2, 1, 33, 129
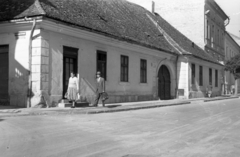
67, 71, 79, 108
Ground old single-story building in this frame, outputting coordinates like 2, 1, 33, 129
0, 0, 222, 107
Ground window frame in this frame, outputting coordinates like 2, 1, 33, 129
207, 20, 211, 39
120, 55, 129, 82
191, 63, 195, 85
140, 59, 147, 83
96, 50, 107, 80
211, 24, 214, 47
199, 65, 203, 86
209, 68, 212, 85
215, 69, 218, 87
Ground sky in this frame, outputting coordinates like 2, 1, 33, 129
215, 0, 240, 36
127, 0, 240, 37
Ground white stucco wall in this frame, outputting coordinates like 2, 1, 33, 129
224, 33, 240, 94
0, 23, 35, 107
40, 20, 177, 105
189, 57, 223, 98
177, 56, 189, 99
0, 21, 49, 107
0, 18, 179, 107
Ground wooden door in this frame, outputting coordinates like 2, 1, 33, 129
63, 46, 78, 98
0, 45, 9, 103
158, 65, 171, 100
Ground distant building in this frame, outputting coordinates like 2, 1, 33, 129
228, 32, 240, 46
146, 0, 229, 63
149, 9, 222, 99
224, 32, 240, 94
131, 0, 229, 98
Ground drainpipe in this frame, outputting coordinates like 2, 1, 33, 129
175, 55, 179, 98
224, 17, 230, 27
27, 18, 37, 108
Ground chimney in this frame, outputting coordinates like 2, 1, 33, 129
192, 42, 195, 48
152, 1, 155, 14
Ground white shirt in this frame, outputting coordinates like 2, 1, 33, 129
97, 77, 101, 82
68, 77, 79, 89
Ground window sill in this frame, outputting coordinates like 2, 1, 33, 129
139, 83, 148, 86
119, 82, 130, 85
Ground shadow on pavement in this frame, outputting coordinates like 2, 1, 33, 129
122, 154, 156, 157
75, 102, 90, 108
0, 105, 21, 110
106, 104, 122, 108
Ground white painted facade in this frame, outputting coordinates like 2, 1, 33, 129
0, 0, 229, 107
0, 22, 34, 106
224, 32, 240, 94
0, 19, 179, 107
189, 57, 222, 98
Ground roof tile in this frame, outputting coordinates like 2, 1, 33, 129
0, 0, 175, 54
153, 13, 220, 64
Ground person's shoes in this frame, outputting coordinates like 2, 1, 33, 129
71, 106, 75, 108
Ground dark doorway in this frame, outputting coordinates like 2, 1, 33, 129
158, 65, 171, 100
0, 45, 9, 104
96, 50, 107, 80
63, 46, 78, 98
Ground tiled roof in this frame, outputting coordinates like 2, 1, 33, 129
0, 0, 45, 19
0, 0, 175, 54
152, 13, 221, 65
228, 32, 240, 47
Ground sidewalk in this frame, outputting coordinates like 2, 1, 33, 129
0, 95, 239, 117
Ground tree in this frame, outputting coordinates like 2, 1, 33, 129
224, 54, 240, 95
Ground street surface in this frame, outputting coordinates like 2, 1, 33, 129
1, 98, 240, 157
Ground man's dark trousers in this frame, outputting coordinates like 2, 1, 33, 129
93, 91, 105, 106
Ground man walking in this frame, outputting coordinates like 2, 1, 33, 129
93, 71, 106, 107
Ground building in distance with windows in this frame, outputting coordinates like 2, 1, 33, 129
224, 32, 240, 94
148, 0, 229, 63
134, 0, 234, 97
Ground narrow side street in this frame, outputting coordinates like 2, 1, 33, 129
1, 98, 240, 157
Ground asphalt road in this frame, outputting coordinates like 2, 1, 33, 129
1, 98, 240, 157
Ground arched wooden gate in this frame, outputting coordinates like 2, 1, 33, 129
158, 65, 171, 100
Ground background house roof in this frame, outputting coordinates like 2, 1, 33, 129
152, 13, 221, 65
0, 0, 176, 55
228, 32, 240, 47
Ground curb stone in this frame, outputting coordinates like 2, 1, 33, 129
204, 96, 239, 102
0, 109, 21, 113
0, 96, 239, 117
78, 101, 191, 114
0, 101, 191, 117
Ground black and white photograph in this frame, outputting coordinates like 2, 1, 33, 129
0, 0, 240, 156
